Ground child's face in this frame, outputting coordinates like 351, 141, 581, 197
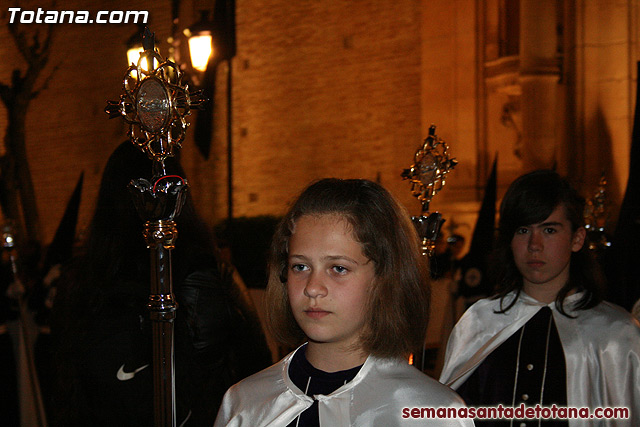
287, 213, 375, 352
510, 204, 585, 298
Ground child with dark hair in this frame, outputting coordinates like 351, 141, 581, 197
440, 170, 640, 426
215, 178, 472, 426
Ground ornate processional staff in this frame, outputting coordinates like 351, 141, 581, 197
401, 124, 457, 256
583, 173, 611, 253
105, 28, 206, 427
401, 124, 456, 372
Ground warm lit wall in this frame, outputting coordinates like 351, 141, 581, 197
419, 0, 485, 249
214, 0, 424, 220
0, 0, 638, 250
1, 0, 426, 245
564, 0, 637, 208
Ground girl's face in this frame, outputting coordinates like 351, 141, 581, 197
287, 214, 375, 353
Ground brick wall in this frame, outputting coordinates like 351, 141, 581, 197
0, 0, 425, 246
228, 0, 423, 218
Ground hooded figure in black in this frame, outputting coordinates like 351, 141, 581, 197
50, 142, 271, 426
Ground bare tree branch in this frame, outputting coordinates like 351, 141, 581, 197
31, 63, 60, 99
7, 21, 54, 69
8, 22, 33, 65
0, 14, 56, 242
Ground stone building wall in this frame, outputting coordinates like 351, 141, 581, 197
0, 0, 637, 253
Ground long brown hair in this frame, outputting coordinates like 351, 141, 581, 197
265, 178, 430, 358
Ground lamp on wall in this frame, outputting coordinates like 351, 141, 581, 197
126, 24, 156, 75
184, 11, 215, 73
183, 1, 237, 220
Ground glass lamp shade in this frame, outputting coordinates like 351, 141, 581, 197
127, 46, 144, 67
188, 33, 213, 72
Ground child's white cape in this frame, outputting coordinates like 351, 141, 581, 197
440, 291, 640, 426
215, 344, 473, 426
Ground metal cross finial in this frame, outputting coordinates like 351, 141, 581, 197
105, 27, 207, 169
402, 125, 457, 256
584, 172, 611, 252
402, 125, 457, 213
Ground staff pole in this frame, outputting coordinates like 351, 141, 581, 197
105, 27, 206, 426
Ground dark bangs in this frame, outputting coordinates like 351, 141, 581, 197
498, 169, 584, 242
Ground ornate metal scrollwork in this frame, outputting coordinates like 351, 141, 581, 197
402, 125, 457, 256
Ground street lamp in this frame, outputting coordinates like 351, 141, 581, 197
184, 11, 215, 73
126, 24, 156, 76
184, 6, 236, 220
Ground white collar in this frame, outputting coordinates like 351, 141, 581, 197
507, 289, 586, 313
281, 344, 380, 401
